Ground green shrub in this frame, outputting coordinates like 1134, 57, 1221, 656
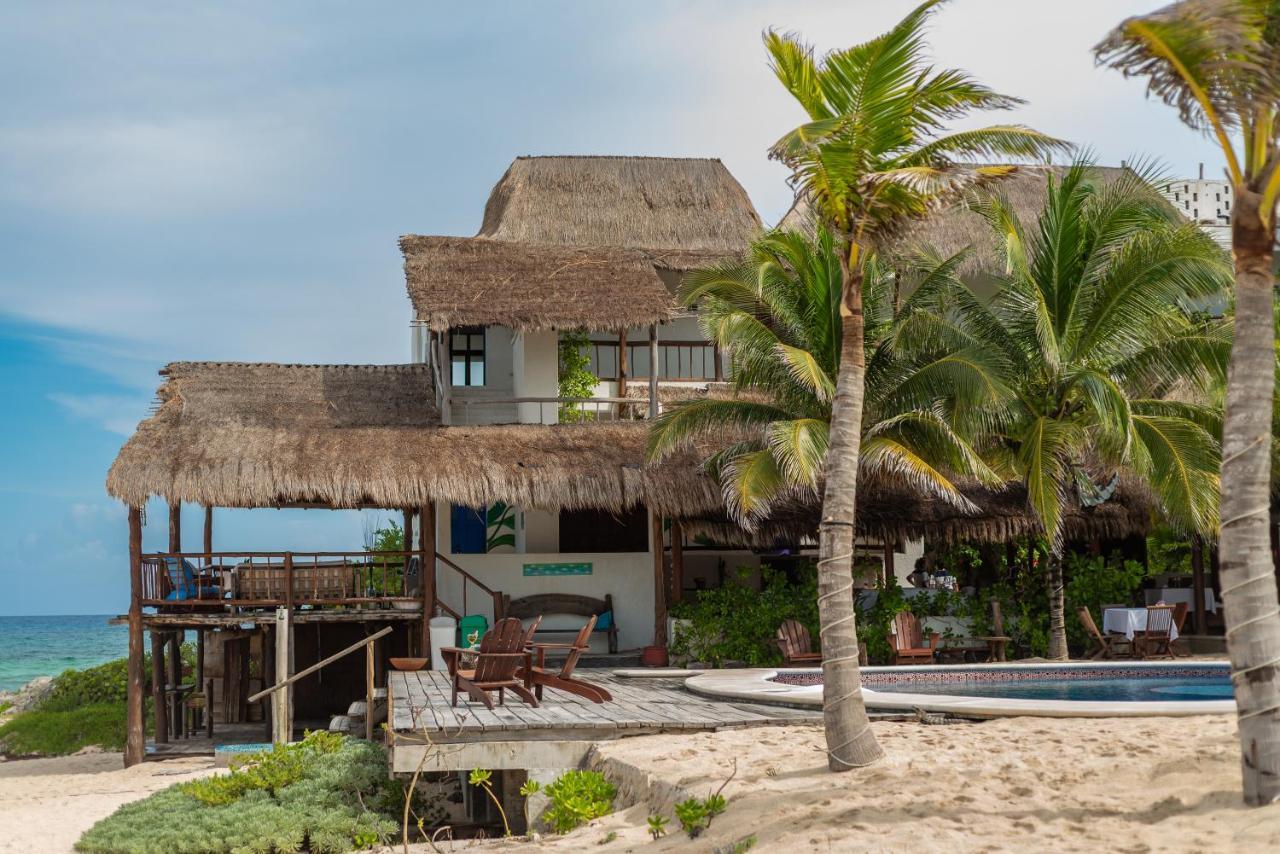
43, 658, 132, 711
540, 770, 616, 834
76, 734, 404, 854
181, 731, 345, 806
670, 565, 819, 666
0, 702, 129, 755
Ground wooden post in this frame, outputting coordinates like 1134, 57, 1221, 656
150, 631, 168, 744
1191, 535, 1207, 634
617, 329, 628, 399
167, 632, 182, 737
125, 506, 144, 767
194, 629, 205, 732
168, 501, 181, 553
436, 331, 453, 426
650, 510, 667, 648
202, 506, 213, 563
273, 607, 292, 744
365, 638, 375, 741
669, 519, 684, 606
262, 626, 274, 739
420, 502, 436, 654
883, 539, 895, 586
648, 325, 659, 419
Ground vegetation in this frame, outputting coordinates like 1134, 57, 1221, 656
1097, 0, 1280, 805
0, 702, 129, 756
669, 565, 819, 666
77, 733, 405, 854
558, 329, 600, 422
734, 0, 1064, 771
537, 770, 616, 834
467, 769, 511, 837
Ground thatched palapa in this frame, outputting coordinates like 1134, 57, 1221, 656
106, 362, 719, 515
403, 156, 764, 332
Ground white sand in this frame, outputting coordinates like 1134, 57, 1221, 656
462, 715, 1280, 853
0, 751, 216, 853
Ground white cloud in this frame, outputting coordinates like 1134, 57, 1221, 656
47, 392, 152, 436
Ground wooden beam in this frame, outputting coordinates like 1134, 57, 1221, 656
669, 519, 684, 606
402, 509, 414, 560
365, 638, 375, 741
1191, 534, 1207, 634
648, 325, 659, 419
617, 329, 628, 399
125, 506, 144, 767
882, 539, 895, 586
150, 631, 168, 744
168, 502, 181, 553
167, 632, 182, 737
650, 510, 667, 648
436, 331, 453, 426
420, 502, 436, 654
272, 607, 291, 744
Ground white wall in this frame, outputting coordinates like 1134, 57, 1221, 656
513, 330, 559, 424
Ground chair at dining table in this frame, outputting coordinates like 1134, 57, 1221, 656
1078, 606, 1134, 660
1135, 604, 1176, 660
1169, 602, 1190, 657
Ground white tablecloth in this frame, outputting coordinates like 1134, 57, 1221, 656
1102, 608, 1179, 641
1144, 587, 1216, 613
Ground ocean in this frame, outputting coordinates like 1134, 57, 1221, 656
0, 615, 129, 692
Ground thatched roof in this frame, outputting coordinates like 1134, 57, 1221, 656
778, 165, 1130, 274
401, 236, 675, 333
106, 362, 720, 514
402, 156, 764, 332
478, 156, 762, 268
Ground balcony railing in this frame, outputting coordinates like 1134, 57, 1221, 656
588, 340, 723, 382
452, 396, 644, 425
140, 550, 502, 618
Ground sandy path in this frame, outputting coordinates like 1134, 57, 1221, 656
0, 751, 217, 853
457, 715, 1279, 853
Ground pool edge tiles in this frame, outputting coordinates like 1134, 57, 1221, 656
683, 663, 1236, 718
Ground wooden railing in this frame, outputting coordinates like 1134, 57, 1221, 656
433, 552, 504, 621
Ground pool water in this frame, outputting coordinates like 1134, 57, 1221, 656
880, 676, 1232, 703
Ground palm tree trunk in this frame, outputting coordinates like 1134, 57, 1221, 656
1220, 188, 1280, 805
815, 250, 883, 772
1046, 554, 1068, 660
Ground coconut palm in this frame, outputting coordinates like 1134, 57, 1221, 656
949, 162, 1230, 659
762, 0, 1066, 769
648, 227, 1000, 526
1097, 1, 1280, 805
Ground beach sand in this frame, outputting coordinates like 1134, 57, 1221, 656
0, 751, 216, 853
459, 714, 1279, 853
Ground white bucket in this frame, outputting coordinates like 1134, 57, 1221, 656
429, 616, 457, 671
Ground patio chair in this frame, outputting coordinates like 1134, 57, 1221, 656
887, 612, 940, 665
1136, 605, 1176, 660
976, 600, 1012, 662
775, 619, 822, 666
1078, 606, 1133, 659
520, 615, 613, 703
1170, 602, 1190, 657
442, 617, 537, 710
162, 557, 221, 601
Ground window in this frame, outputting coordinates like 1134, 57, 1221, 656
450, 327, 485, 386
559, 507, 649, 553
451, 505, 487, 554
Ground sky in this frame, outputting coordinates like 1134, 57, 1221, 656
0, 1, 1222, 616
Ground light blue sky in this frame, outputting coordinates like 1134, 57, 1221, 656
0, 1, 1220, 615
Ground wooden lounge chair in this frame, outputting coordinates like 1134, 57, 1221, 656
1170, 602, 1190, 657
1078, 606, 1133, 659
442, 617, 537, 710
1136, 605, 1176, 660
976, 600, 1012, 662
887, 612, 939, 665
521, 616, 613, 703
775, 619, 822, 666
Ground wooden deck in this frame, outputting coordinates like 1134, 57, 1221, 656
387, 670, 818, 773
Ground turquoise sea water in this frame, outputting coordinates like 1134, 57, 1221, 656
0, 615, 128, 692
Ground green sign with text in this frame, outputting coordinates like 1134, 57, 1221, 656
522, 562, 593, 577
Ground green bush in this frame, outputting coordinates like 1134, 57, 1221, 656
43, 658, 132, 711
670, 565, 819, 666
76, 733, 404, 854
0, 702, 128, 755
540, 770, 616, 834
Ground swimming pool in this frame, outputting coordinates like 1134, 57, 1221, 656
684, 662, 1236, 717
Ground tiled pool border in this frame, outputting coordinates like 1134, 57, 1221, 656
683, 661, 1236, 718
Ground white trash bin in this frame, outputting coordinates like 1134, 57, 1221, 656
429, 616, 457, 671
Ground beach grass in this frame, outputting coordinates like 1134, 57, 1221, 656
0, 701, 129, 755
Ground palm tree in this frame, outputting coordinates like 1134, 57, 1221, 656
649, 227, 1000, 525
947, 162, 1230, 659
1097, 1, 1280, 805
762, 0, 1065, 769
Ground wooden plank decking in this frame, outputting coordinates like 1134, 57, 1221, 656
387, 670, 818, 773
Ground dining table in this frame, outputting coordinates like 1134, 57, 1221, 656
1144, 587, 1216, 613
1102, 607, 1180, 641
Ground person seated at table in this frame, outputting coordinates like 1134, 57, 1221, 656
907, 558, 930, 589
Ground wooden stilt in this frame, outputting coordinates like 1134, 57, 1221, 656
150, 631, 168, 744
167, 632, 182, 737
669, 519, 684, 606
125, 507, 144, 767
648, 325, 660, 419
617, 329, 628, 399
202, 506, 213, 562
882, 539, 895, 586
421, 502, 436, 654
273, 607, 292, 744
168, 502, 181, 553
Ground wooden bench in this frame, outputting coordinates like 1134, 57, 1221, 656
502, 593, 619, 654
